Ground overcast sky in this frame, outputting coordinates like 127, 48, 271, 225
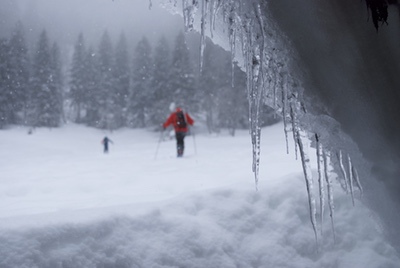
0, 0, 185, 51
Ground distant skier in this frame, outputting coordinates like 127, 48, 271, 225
101, 136, 113, 153
163, 107, 194, 157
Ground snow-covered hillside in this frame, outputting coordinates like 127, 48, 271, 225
0, 123, 398, 267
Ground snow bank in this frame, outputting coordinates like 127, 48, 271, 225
0, 123, 398, 267
1, 183, 398, 268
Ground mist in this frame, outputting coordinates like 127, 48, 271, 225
0, 0, 184, 55
1, 0, 400, 266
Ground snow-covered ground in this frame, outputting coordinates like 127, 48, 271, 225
0, 122, 398, 268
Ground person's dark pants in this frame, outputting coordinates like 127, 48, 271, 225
104, 143, 108, 153
175, 132, 186, 156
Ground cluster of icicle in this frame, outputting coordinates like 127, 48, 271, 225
155, 0, 364, 248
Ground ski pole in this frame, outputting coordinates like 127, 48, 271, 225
154, 129, 164, 160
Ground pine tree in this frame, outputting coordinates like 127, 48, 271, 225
113, 33, 130, 128
97, 30, 116, 130
29, 30, 61, 127
170, 31, 196, 112
127, 36, 153, 128
150, 35, 171, 125
49, 42, 64, 124
0, 38, 10, 128
84, 46, 101, 126
8, 21, 30, 124
69, 33, 87, 123
218, 62, 249, 136
198, 39, 250, 136
199, 39, 223, 133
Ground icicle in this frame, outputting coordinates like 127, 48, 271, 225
352, 165, 364, 197
209, 0, 215, 38
250, 50, 262, 190
228, 4, 236, 88
296, 128, 319, 248
182, 0, 188, 31
273, 68, 278, 110
242, 16, 254, 123
289, 96, 299, 160
273, 60, 283, 114
282, 74, 289, 154
251, 127, 261, 190
315, 133, 325, 237
337, 150, 349, 192
291, 96, 318, 247
347, 154, 355, 206
242, 15, 262, 190
247, 3, 268, 190
254, 2, 266, 95
182, 0, 199, 32
199, 0, 209, 72
323, 150, 336, 243
242, 16, 258, 189
221, 0, 232, 24
244, 20, 254, 123
209, 0, 223, 38
265, 54, 274, 95
290, 105, 298, 160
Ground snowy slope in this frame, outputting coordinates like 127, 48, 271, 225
0, 123, 398, 267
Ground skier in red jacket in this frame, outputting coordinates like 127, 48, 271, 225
163, 107, 194, 157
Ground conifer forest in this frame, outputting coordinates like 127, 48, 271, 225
0, 22, 276, 134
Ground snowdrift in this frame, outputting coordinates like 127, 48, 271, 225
0, 123, 399, 267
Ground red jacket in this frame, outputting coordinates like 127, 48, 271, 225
163, 109, 194, 133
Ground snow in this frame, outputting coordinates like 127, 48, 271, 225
158, 0, 400, 255
0, 123, 399, 267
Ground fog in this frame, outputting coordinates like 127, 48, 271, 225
2, 0, 400, 263
0, 0, 184, 52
